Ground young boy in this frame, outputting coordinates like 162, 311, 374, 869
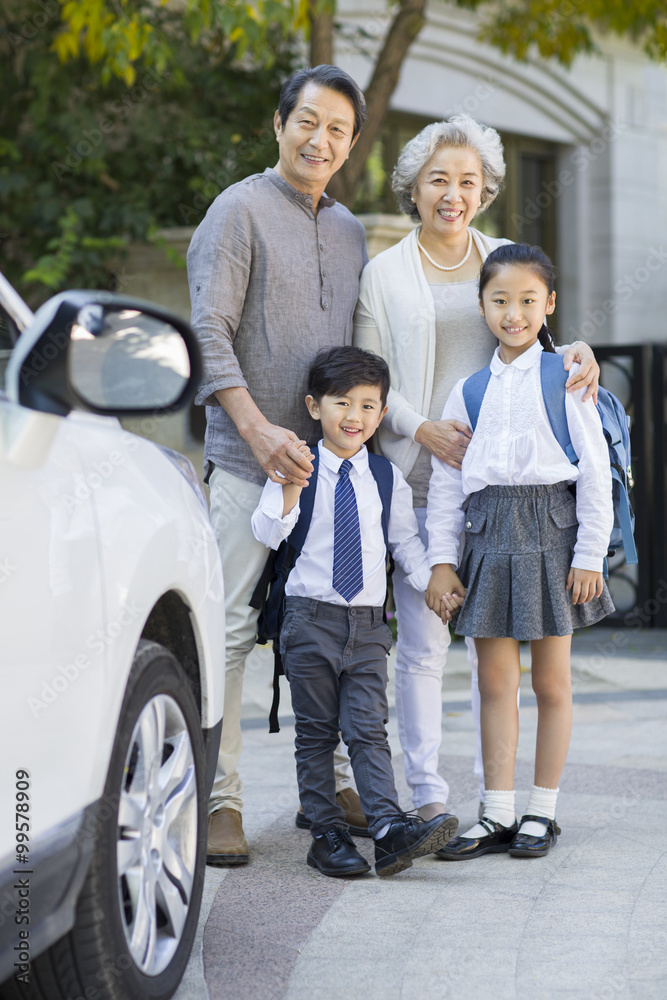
251, 346, 458, 877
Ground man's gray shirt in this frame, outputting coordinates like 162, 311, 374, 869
187, 168, 368, 486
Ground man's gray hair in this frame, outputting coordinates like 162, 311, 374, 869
391, 114, 506, 222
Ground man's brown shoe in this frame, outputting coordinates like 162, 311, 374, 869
295, 788, 371, 838
207, 807, 249, 866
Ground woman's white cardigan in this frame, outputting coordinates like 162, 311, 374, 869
353, 226, 511, 478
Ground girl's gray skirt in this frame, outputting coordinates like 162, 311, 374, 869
455, 482, 615, 641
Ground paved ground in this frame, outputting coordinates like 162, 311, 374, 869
175, 628, 667, 1000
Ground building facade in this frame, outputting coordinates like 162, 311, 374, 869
337, 0, 667, 348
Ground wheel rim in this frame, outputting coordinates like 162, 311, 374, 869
116, 693, 198, 977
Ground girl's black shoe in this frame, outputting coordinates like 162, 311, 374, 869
508, 815, 561, 858
437, 817, 519, 860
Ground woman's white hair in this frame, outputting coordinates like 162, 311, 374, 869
391, 113, 506, 222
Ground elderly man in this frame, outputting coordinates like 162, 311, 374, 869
187, 64, 370, 864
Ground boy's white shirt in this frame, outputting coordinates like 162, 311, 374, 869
426, 341, 614, 573
251, 440, 431, 606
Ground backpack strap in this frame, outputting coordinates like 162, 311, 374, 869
250, 453, 319, 734
285, 449, 319, 558
611, 465, 638, 564
461, 366, 492, 430
368, 451, 393, 552
539, 352, 579, 465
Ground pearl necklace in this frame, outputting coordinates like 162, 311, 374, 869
417, 228, 473, 272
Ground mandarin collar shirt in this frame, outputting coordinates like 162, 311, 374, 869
187, 168, 368, 486
251, 441, 431, 606
426, 341, 613, 573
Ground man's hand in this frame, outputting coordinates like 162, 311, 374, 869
426, 564, 467, 621
566, 567, 604, 604
563, 342, 600, 404
415, 419, 472, 471
245, 421, 314, 486
215, 386, 315, 486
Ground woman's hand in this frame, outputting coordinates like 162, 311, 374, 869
566, 567, 604, 604
415, 419, 472, 471
563, 342, 600, 404
426, 564, 467, 621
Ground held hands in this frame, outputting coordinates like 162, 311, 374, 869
563, 342, 600, 404
245, 421, 314, 486
280, 442, 316, 517
566, 567, 604, 604
426, 564, 467, 623
415, 418, 472, 471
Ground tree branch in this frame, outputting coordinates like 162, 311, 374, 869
309, 0, 334, 65
327, 0, 427, 205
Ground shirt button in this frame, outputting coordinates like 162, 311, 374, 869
319, 243, 324, 251
466, 520, 472, 529
323, 301, 329, 309
322, 270, 327, 277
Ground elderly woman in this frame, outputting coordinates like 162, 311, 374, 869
353, 114, 598, 821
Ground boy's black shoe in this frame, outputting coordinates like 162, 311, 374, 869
307, 827, 372, 877
436, 817, 519, 860
508, 816, 561, 858
374, 812, 459, 877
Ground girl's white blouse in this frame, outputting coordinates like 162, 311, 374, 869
426, 341, 614, 573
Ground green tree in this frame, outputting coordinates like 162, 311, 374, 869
3, 0, 665, 300
0, 0, 297, 300
454, 0, 667, 65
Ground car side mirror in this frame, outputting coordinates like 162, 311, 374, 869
5, 291, 202, 418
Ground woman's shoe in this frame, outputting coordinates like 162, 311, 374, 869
436, 817, 519, 860
508, 815, 561, 858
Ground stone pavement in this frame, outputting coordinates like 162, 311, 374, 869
175, 628, 667, 1000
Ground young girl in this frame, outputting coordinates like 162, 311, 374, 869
425, 243, 614, 859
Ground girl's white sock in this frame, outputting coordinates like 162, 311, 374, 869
460, 789, 516, 838
519, 785, 559, 837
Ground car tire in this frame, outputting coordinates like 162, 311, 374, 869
7, 640, 207, 1000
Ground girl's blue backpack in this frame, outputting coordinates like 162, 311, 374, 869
462, 352, 637, 575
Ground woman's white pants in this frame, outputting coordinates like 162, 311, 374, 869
393, 507, 484, 808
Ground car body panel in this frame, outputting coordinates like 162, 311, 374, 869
1, 401, 224, 846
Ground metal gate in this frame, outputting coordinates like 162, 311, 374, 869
596, 345, 667, 628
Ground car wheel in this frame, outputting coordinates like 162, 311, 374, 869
13, 640, 207, 1000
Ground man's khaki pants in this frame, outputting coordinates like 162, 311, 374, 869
208, 467, 353, 815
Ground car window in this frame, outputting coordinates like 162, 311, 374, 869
0, 301, 20, 350
0, 302, 19, 387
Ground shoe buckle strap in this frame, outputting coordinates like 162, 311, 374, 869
521, 814, 561, 835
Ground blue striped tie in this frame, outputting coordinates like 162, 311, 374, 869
332, 459, 364, 603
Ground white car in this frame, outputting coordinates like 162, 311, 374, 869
0, 275, 224, 1000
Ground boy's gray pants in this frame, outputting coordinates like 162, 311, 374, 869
280, 596, 403, 839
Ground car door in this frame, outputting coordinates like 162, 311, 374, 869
0, 368, 105, 851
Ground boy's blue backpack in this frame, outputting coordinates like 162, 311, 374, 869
461, 351, 637, 575
250, 448, 394, 731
